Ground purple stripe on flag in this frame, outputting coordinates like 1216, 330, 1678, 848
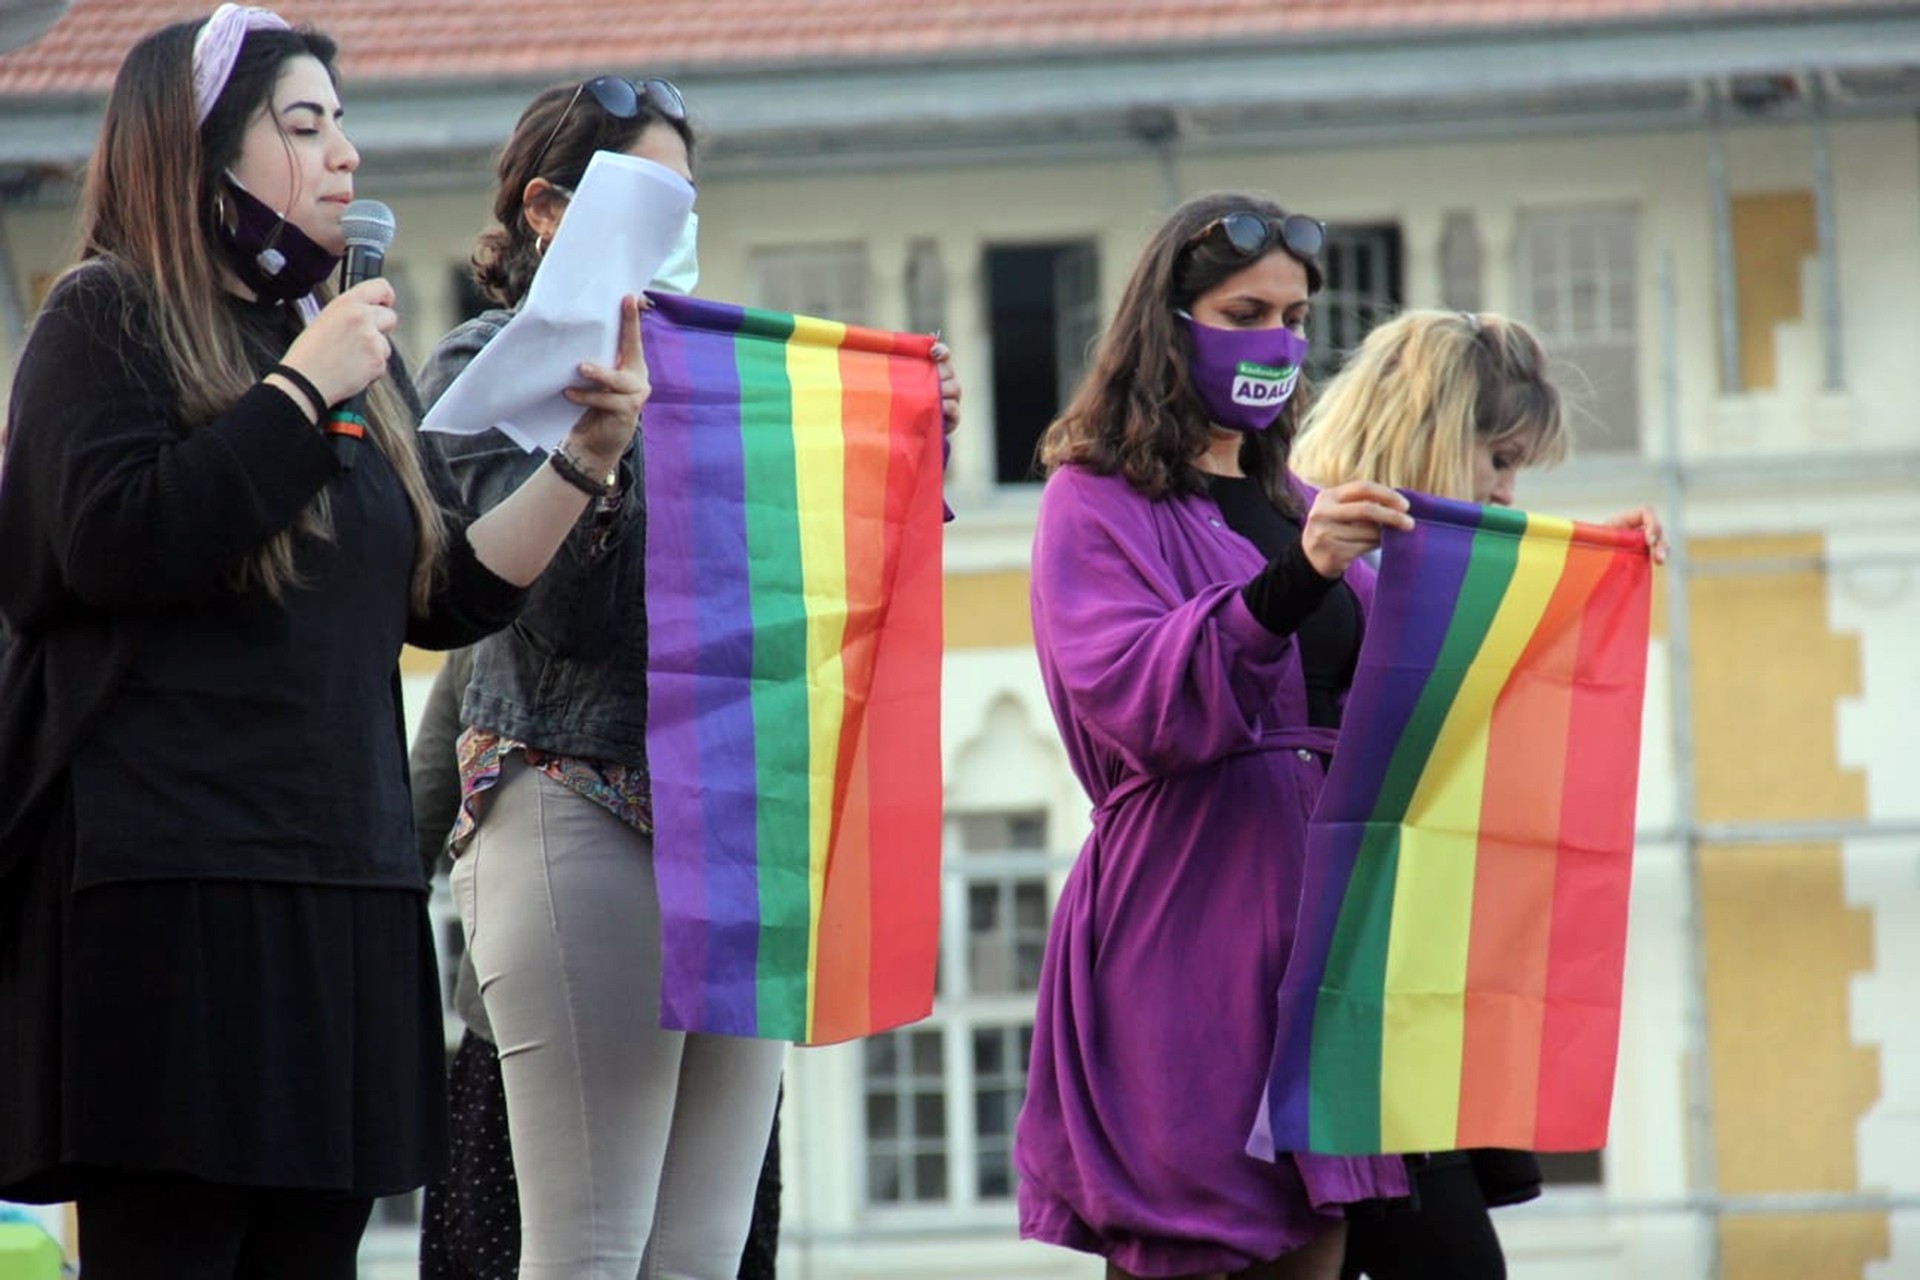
643, 300, 762, 1033
642, 304, 710, 1031
1259, 495, 1482, 1153
681, 305, 765, 1035
1321, 494, 1486, 816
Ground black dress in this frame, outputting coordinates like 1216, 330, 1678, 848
0, 263, 523, 1202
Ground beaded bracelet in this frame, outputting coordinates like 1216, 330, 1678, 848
264, 363, 329, 419
548, 445, 617, 498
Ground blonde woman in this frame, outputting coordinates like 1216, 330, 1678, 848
1292, 309, 1664, 1280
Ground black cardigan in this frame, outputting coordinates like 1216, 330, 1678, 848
0, 261, 526, 893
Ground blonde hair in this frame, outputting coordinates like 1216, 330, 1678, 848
1291, 310, 1569, 501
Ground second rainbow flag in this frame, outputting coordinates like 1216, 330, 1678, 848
640, 292, 945, 1046
1252, 491, 1653, 1157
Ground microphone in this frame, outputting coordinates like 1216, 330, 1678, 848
323, 199, 397, 470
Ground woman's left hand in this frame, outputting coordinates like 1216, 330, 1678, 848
931, 341, 961, 436
1607, 504, 1669, 565
560, 294, 649, 470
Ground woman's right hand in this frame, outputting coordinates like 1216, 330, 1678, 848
277, 278, 400, 409
556, 293, 649, 473
1300, 480, 1415, 578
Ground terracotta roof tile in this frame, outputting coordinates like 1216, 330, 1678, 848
0, 0, 1890, 98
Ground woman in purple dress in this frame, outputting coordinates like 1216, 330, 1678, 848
1014, 194, 1416, 1280
1289, 309, 1665, 1280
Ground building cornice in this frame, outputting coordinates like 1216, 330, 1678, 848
2, 7, 1917, 187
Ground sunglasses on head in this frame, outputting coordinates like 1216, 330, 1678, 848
528, 75, 688, 181
1185, 210, 1327, 264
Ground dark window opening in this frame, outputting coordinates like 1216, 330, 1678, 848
986, 241, 1098, 485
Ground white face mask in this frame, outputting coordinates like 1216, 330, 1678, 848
650, 210, 699, 295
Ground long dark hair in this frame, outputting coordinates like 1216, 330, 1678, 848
471, 81, 698, 309
1038, 192, 1324, 512
70, 19, 447, 610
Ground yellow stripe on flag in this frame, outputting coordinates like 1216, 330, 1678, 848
1379, 515, 1574, 1150
786, 315, 849, 1039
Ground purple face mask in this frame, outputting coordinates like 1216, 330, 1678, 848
217, 173, 340, 304
1178, 312, 1309, 433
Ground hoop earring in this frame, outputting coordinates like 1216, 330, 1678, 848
213, 190, 233, 231
536, 234, 550, 257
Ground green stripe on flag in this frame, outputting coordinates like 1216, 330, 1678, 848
1309, 520, 1521, 1151
737, 313, 811, 1041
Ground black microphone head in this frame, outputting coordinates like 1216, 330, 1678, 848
341, 199, 396, 253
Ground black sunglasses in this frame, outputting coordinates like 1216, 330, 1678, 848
528, 75, 688, 180
1186, 211, 1327, 264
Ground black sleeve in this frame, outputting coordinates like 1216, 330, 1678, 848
1241, 535, 1342, 637
396, 353, 529, 649
404, 522, 528, 650
2, 265, 339, 613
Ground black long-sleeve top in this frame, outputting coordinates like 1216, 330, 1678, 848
1205, 472, 1360, 729
0, 261, 526, 891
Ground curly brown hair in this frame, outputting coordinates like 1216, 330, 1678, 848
471, 80, 697, 309
1037, 192, 1324, 513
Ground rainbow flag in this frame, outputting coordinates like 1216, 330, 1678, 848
1252, 491, 1653, 1158
639, 292, 945, 1046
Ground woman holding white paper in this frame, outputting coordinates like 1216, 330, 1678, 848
0, 9, 648, 1276
415, 77, 965, 1280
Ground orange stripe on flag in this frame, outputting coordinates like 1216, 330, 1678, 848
810, 341, 892, 1043
1457, 543, 1613, 1145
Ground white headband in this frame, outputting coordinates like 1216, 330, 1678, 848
191, 4, 291, 127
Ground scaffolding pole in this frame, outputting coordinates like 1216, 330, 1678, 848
1707, 92, 1742, 398
1809, 73, 1846, 394
1659, 246, 1723, 1280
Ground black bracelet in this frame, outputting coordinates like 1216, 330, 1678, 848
265, 363, 330, 419
548, 446, 617, 498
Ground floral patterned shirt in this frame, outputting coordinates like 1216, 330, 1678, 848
448, 726, 652, 853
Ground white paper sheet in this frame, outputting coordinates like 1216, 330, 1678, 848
419, 151, 695, 452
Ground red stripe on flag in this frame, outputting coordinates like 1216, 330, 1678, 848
1533, 544, 1652, 1148
860, 343, 943, 1038
1457, 542, 1614, 1146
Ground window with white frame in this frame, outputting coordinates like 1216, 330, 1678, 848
752, 242, 870, 323
864, 1026, 950, 1203
1307, 223, 1403, 380
1515, 206, 1641, 453
863, 809, 1051, 1208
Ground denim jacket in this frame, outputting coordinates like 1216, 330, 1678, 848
416, 309, 649, 766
